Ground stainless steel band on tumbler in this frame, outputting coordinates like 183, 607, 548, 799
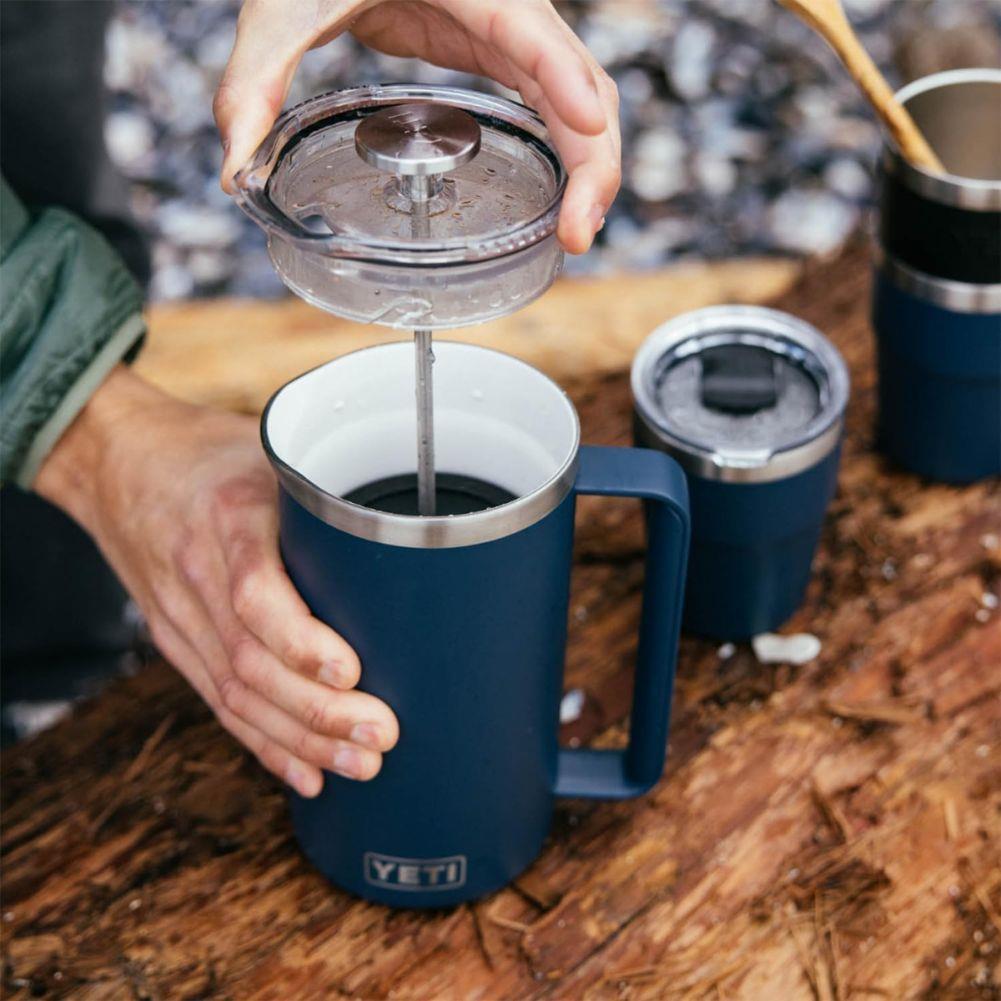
874, 244, 1001, 315
631, 305, 849, 485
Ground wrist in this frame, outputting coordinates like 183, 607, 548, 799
33, 366, 169, 531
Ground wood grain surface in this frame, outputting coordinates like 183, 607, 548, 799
3, 244, 999, 1000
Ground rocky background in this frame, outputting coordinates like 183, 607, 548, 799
104, 0, 1001, 301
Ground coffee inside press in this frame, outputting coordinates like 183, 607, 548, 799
354, 105, 483, 517
345, 472, 516, 516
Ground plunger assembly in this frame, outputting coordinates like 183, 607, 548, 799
355, 104, 482, 515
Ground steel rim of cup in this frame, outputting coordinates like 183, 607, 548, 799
631, 305, 849, 484
874, 243, 1001, 314
261, 343, 581, 550
883, 68, 1001, 212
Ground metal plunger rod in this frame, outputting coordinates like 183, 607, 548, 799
407, 174, 436, 516
354, 104, 483, 518
413, 327, 436, 516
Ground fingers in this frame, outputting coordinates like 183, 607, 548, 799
209, 478, 361, 688
215, 672, 385, 781
214, 11, 296, 191
154, 478, 400, 793
214, 0, 361, 190
152, 581, 393, 792
558, 156, 617, 254
443, 0, 606, 138
528, 71, 620, 254
175, 517, 397, 738
147, 608, 326, 798
224, 633, 399, 753
480, 2, 620, 254
227, 532, 361, 688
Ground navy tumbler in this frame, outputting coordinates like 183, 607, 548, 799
262, 342, 690, 907
632, 306, 849, 641
874, 68, 1001, 483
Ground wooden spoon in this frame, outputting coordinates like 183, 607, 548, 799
778, 0, 946, 173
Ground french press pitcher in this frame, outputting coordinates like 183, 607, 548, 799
236, 85, 691, 907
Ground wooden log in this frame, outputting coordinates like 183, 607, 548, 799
134, 257, 799, 413
3, 242, 999, 1000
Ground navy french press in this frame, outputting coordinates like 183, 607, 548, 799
263, 342, 690, 907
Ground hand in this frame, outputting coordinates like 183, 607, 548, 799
214, 0, 620, 254
34, 366, 399, 798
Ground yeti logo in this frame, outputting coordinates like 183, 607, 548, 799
364, 853, 467, 891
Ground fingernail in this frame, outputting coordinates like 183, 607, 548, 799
286, 761, 317, 797
319, 661, 348, 687
332, 745, 362, 778
350, 723, 383, 751
587, 203, 606, 233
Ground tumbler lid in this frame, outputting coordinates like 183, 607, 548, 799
631, 305, 849, 483
233, 85, 566, 319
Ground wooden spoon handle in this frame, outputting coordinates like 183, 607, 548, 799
778, 0, 945, 174
825, 23, 945, 172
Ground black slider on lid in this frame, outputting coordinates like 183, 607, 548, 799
700, 345, 778, 415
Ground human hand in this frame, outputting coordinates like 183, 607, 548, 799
34, 366, 399, 798
214, 0, 620, 254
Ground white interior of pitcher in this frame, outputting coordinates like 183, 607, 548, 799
265, 342, 578, 504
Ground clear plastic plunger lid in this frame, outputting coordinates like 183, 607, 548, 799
234, 86, 567, 329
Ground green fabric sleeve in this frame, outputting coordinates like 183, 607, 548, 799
1, 176, 147, 487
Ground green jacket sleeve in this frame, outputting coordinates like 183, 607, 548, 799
1, 176, 146, 488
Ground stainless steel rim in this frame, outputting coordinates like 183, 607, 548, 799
634, 409, 843, 484
874, 244, 1001, 313
883, 68, 1001, 212
261, 344, 581, 549
630, 305, 849, 484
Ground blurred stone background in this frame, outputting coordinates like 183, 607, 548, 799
103, 0, 1001, 301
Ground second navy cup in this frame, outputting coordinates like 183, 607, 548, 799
874, 68, 1001, 483
262, 342, 690, 908
632, 306, 849, 642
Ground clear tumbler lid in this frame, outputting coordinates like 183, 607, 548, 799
234, 84, 566, 273
632, 306, 850, 482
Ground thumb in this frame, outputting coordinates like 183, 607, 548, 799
213, 9, 303, 192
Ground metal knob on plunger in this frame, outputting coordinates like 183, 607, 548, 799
355, 103, 482, 178
355, 104, 483, 515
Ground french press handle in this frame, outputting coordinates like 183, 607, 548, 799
554, 445, 690, 799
